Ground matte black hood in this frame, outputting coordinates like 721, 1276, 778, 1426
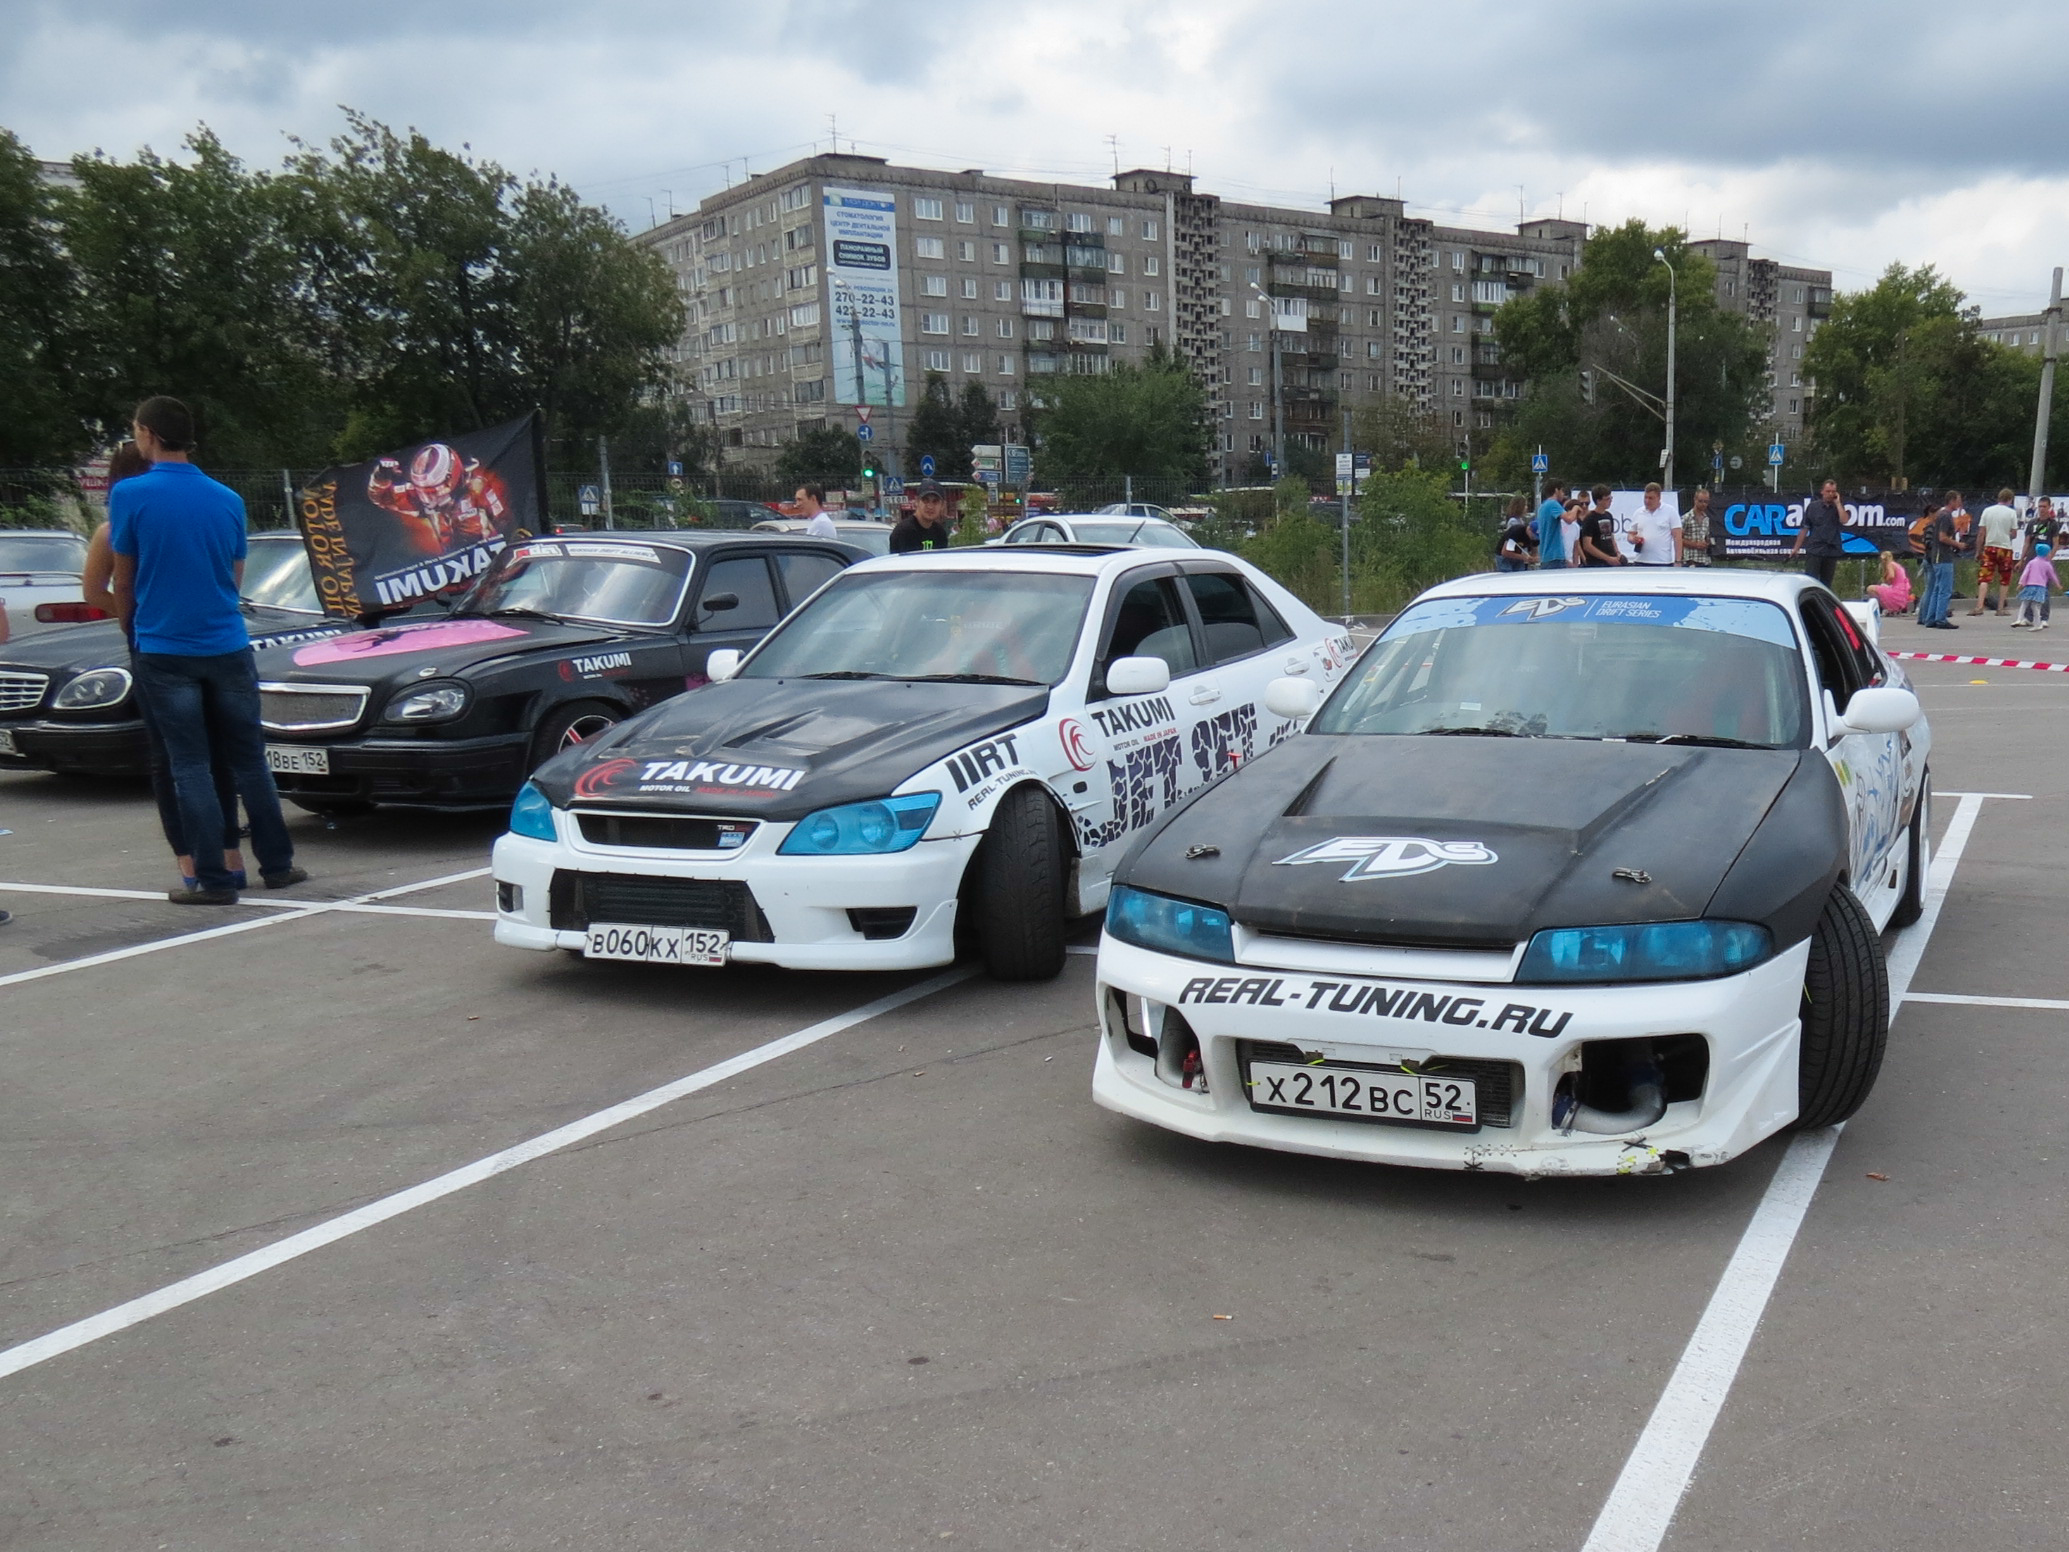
248, 614, 625, 691
1122, 735, 1841, 948
0, 605, 344, 674
532, 677, 1051, 821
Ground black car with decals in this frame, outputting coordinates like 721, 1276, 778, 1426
252, 533, 863, 814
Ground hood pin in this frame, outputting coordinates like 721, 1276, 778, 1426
1185, 844, 1220, 859
1612, 867, 1652, 884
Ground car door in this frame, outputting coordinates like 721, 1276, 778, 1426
685, 551, 786, 683
1174, 567, 1308, 781
1800, 592, 1903, 903
771, 546, 849, 616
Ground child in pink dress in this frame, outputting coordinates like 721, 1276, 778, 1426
2014, 544, 2058, 630
1868, 550, 1914, 616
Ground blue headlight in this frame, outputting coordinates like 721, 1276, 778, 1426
508, 781, 558, 842
777, 792, 940, 855
1104, 884, 1235, 963
1517, 920, 1772, 983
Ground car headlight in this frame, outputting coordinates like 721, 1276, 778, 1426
777, 792, 940, 855
508, 781, 558, 841
53, 666, 132, 710
1104, 884, 1235, 964
383, 681, 470, 722
1517, 920, 1772, 984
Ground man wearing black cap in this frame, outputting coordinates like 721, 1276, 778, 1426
890, 480, 955, 553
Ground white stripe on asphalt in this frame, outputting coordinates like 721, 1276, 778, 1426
1904, 991, 2069, 1010
1578, 791, 1989, 1552
0, 868, 491, 991
0, 966, 974, 1382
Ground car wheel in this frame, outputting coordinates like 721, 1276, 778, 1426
1888, 774, 1930, 930
1796, 885, 1891, 1129
970, 784, 1067, 982
531, 701, 620, 769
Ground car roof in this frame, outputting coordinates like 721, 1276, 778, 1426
532, 530, 804, 551
844, 544, 1234, 578
0, 528, 85, 540
1418, 565, 1825, 607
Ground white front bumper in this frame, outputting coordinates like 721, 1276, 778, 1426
1091, 934, 1811, 1176
491, 818, 981, 972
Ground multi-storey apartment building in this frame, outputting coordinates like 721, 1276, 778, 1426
1978, 313, 2056, 355
1688, 239, 1832, 447
640, 153, 1704, 479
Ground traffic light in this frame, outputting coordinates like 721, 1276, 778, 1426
861, 457, 877, 480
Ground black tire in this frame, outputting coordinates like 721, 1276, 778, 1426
970, 784, 1067, 981
1796, 885, 1891, 1128
530, 700, 621, 771
288, 798, 375, 818
1888, 775, 1930, 930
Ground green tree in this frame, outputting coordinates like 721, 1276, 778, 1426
0, 130, 89, 464
1351, 393, 1454, 474
956, 379, 1000, 455
906, 371, 969, 480
774, 424, 861, 487
1028, 344, 1210, 488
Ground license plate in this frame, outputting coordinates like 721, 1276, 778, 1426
583, 922, 729, 966
0, 728, 15, 756
1247, 1061, 1478, 1127
265, 744, 330, 775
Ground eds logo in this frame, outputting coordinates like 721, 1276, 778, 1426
1499, 596, 1586, 620
1274, 836, 1499, 881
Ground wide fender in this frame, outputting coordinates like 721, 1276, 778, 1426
903, 721, 1079, 846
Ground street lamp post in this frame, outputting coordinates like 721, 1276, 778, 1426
1249, 282, 1284, 477
1654, 248, 1677, 491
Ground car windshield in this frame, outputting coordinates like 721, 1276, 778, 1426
462, 539, 692, 627
744, 568, 1094, 685
1070, 521, 1196, 548
1314, 593, 1809, 748
240, 537, 321, 612
0, 533, 87, 574
836, 524, 892, 555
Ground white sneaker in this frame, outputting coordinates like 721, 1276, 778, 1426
2012, 619, 2029, 628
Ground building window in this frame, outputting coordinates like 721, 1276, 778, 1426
1792, 343, 1803, 359
1452, 251, 1466, 271
1066, 212, 1094, 232
1022, 277, 1064, 314
994, 280, 1012, 302
779, 184, 809, 213
998, 355, 1016, 375
1028, 319, 1055, 341
1367, 341, 1383, 359
1107, 252, 1127, 275
1472, 280, 1507, 304
1110, 322, 1126, 344
1244, 298, 1261, 319
1788, 397, 1801, 414
1249, 401, 1265, 419
962, 315, 980, 336
1143, 255, 1160, 276
1793, 316, 1803, 332
924, 348, 950, 370
786, 265, 817, 290
1451, 282, 1465, 302
1248, 365, 1264, 385
961, 276, 979, 299
1067, 316, 1108, 343
1453, 409, 1465, 425
1367, 372, 1383, 391
1247, 332, 1262, 351
1449, 345, 1464, 364
1001, 391, 1018, 411
991, 242, 1010, 264
1451, 380, 1465, 396
1108, 215, 1126, 236
916, 236, 945, 260
921, 313, 950, 334
1023, 209, 1056, 231
961, 351, 982, 372
1791, 372, 1803, 386
955, 240, 976, 262
996, 317, 1014, 338
954, 200, 975, 224
1146, 290, 1161, 310
991, 204, 1010, 226
914, 197, 944, 221
1142, 219, 1159, 240
1337, 239, 1354, 260
922, 275, 948, 296
789, 303, 819, 327
1366, 243, 1383, 262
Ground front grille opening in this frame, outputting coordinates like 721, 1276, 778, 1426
576, 811, 758, 851
548, 871, 772, 942
846, 906, 917, 940
1156, 1010, 1205, 1093
1106, 986, 1157, 1059
0, 672, 50, 712
497, 881, 522, 914
1241, 1040, 1521, 1129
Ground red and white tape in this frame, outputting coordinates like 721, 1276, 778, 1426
1889, 652, 2069, 672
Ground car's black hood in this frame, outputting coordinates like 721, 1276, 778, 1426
1122, 734, 1842, 949
532, 677, 1051, 820
0, 605, 348, 675
248, 613, 628, 691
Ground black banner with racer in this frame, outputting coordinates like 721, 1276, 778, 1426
296, 413, 546, 619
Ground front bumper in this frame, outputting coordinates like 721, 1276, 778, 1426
265, 730, 532, 808
0, 716, 150, 775
1091, 934, 1811, 1176
490, 814, 983, 971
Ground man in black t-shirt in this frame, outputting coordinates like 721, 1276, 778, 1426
889, 480, 955, 553
1496, 499, 1537, 571
1576, 486, 1624, 566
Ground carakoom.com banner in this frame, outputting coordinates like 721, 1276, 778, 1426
297, 413, 544, 618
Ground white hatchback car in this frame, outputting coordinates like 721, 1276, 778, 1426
492, 546, 1354, 979
997, 515, 1198, 549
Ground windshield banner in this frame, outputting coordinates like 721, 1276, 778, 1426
296, 412, 545, 619
1389, 592, 1797, 648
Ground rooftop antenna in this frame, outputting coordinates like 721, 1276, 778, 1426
1329, 165, 1336, 201
645, 196, 657, 228
1517, 184, 1526, 223
828, 113, 838, 154
1105, 133, 1119, 175
663, 189, 675, 217
1162, 144, 1172, 171
1185, 148, 1193, 176
1557, 191, 1564, 219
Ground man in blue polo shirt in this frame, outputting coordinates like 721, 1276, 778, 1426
1535, 478, 1568, 567
111, 396, 306, 904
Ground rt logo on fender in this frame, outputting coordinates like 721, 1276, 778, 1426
1274, 836, 1498, 881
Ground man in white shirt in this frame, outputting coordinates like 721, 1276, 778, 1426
795, 484, 839, 540
1624, 481, 1683, 565
1971, 487, 2020, 616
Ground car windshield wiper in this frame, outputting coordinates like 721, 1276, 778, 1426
801, 670, 888, 679
466, 605, 557, 621
1415, 725, 1518, 737
1625, 732, 1771, 750
899, 672, 1044, 685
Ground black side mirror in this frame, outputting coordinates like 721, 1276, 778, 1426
700, 592, 739, 615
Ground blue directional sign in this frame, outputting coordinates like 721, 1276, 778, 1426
577, 484, 601, 517
856, 423, 874, 442
1768, 442, 1786, 466
666, 460, 683, 476
920, 454, 936, 478
883, 475, 905, 497
1530, 450, 1549, 474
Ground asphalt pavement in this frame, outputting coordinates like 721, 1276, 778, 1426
2, 598, 2066, 1551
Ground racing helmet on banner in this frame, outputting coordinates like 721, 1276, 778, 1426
408, 443, 463, 500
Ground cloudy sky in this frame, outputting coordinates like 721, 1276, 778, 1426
4, 0, 2064, 313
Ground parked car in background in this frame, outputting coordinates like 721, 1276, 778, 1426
707, 499, 785, 529
0, 530, 91, 640
1095, 502, 1181, 525
997, 516, 1199, 549
751, 518, 896, 555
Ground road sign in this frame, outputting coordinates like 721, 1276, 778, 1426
856, 406, 872, 423
920, 454, 936, 478
883, 475, 905, 497
1711, 450, 1724, 472
1005, 444, 1031, 482
856, 423, 874, 442
1530, 450, 1549, 474
667, 476, 684, 492
1730, 454, 1744, 470
578, 484, 601, 517
1768, 442, 1786, 466
666, 460, 683, 476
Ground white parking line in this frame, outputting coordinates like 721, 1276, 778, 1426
0, 868, 491, 991
0, 966, 973, 1382
1904, 991, 2069, 1011
1578, 791, 1990, 1552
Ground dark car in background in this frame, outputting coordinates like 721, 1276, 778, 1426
254, 531, 861, 814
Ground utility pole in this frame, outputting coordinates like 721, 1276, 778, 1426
1655, 248, 1677, 489
1339, 406, 1353, 623
2029, 266, 2063, 505
1250, 282, 1283, 477
597, 435, 614, 530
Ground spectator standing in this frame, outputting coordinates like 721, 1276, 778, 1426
1971, 487, 2020, 616
794, 484, 839, 540
2013, 543, 2057, 630
1624, 482, 1683, 566
1918, 501, 1970, 629
111, 397, 306, 905
1496, 497, 1537, 571
1577, 487, 1624, 567
2021, 497, 2059, 624
1684, 488, 1716, 565
889, 480, 955, 552
1535, 479, 1568, 568
1789, 479, 1848, 586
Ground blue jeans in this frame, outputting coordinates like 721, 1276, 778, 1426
133, 649, 295, 891
1919, 561, 1955, 625
1495, 556, 1528, 572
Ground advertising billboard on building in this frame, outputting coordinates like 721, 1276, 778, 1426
824, 187, 907, 409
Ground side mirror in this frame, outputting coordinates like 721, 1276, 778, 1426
1837, 685, 1921, 735
1105, 655, 1171, 697
700, 592, 739, 615
1264, 675, 1323, 720
705, 649, 743, 683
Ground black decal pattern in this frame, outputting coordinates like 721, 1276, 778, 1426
945, 732, 1023, 793
1080, 731, 1184, 848
1190, 703, 1258, 783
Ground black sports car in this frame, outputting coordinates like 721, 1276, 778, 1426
0, 533, 378, 777
253, 532, 862, 814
